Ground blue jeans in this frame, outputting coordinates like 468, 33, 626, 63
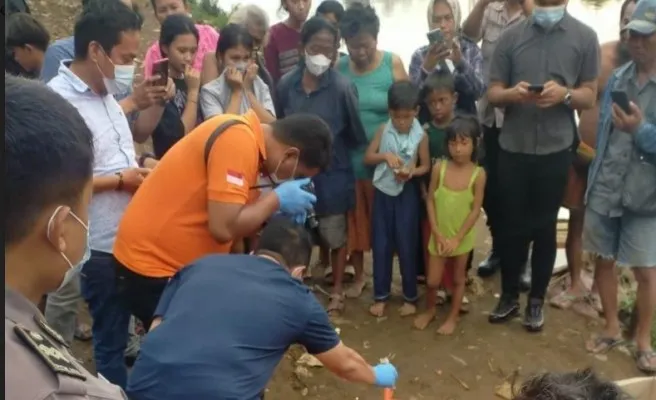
80, 250, 130, 388
371, 184, 419, 303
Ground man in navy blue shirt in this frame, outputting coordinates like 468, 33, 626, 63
127, 217, 398, 400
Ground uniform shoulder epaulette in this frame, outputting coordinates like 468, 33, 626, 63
33, 316, 69, 348
14, 324, 87, 381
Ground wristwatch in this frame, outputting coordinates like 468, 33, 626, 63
563, 90, 573, 107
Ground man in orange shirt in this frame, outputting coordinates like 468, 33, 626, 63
113, 110, 332, 328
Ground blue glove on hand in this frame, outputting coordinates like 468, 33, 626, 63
373, 363, 398, 388
273, 178, 317, 215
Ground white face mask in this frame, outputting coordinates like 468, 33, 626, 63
304, 51, 331, 77
96, 51, 135, 95
234, 61, 248, 73
47, 206, 90, 291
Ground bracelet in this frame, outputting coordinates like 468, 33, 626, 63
115, 172, 124, 191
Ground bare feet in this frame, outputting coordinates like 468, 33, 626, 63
327, 293, 345, 316
344, 279, 367, 299
437, 318, 458, 335
369, 302, 386, 317
398, 303, 417, 317
413, 308, 437, 330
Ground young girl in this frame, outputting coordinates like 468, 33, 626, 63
199, 24, 276, 123
414, 114, 486, 335
365, 81, 430, 318
264, 0, 311, 83
149, 14, 201, 159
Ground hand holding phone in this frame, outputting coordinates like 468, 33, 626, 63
527, 84, 544, 94
427, 28, 445, 45
611, 90, 632, 114
151, 58, 169, 87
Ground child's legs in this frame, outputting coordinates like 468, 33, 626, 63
372, 189, 395, 302
447, 253, 470, 321
442, 259, 455, 291
394, 184, 420, 303
426, 254, 447, 306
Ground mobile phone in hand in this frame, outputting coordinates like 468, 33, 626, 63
611, 90, 632, 114
527, 84, 544, 93
427, 28, 444, 45
151, 58, 169, 86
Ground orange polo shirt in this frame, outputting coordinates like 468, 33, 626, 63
113, 111, 266, 278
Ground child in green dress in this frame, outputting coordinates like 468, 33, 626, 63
414, 115, 486, 335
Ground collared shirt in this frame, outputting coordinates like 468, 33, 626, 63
275, 67, 368, 215
409, 36, 485, 114
48, 63, 138, 253
469, 2, 526, 128
585, 62, 656, 217
489, 14, 600, 155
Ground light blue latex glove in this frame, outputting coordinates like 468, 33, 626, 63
273, 178, 317, 215
373, 363, 398, 388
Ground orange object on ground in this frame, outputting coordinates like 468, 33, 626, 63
383, 388, 394, 400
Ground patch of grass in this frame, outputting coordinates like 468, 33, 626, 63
189, 0, 232, 29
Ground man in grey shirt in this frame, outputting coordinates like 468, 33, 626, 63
486, 0, 600, 332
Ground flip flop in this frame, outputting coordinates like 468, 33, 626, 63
549, 291, 582, 310
586, 335, 624, 354
344, 280, 367, 298
635, 350, 656, 375
326, 293, 345, 315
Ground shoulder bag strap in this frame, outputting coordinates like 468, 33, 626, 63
204, 119, 247, 166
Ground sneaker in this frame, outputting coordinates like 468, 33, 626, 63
488, 296, 520, 324
523, 298, 545, 332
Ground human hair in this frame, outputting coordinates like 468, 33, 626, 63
620, 0, 637, 23
445, 114, 481, 162
513, 369, 631, 400
339, 2, 380, 40
316, 0, 345, 22
74, 0, 143, 59
159, 13, 198, 48
216, 23, 254, 57
229, 4, 270, 33
300, 16, 340, 47
388, 81, 420, 111
270, 114, 333, 172
418, 69, 456, 124
256, 216, 313, 268
5, 13, 50, 52
150, 0, 187, 9
5, 75, 94, 245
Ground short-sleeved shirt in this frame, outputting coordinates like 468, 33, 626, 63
276, 67, 368, 215
48, 63, 138, 253
5, 287, 127, 399
489, 14, 600, 155
264, 22, 301, 83
113, 111, 265, 278
126, 255, 340, 400
142, 24, 218, 78
200, 73, 276, 120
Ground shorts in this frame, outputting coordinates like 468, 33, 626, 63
318, 214, 348, 250
562, 163, 588, 210
347, 179, 375, 253
583, 207, 656, 267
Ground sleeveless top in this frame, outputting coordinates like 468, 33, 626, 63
337, 51, 394, 179
372, 119, 425, 196
428, 161, 481, 257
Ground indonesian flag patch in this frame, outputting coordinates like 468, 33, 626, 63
226, 170, 245, 187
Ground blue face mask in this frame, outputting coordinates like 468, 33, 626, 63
532, 5, 566, 28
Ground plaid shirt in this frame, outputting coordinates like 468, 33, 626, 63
409, 36, 484, 114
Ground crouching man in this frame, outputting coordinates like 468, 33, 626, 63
127, 217, 398, 400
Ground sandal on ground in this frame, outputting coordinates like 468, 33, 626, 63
436, 289, 448, 305
323, 266, 356, 283
326, 293, 345, 315
586, 335, 624, 354
549, 291, 583, 310
344, 280, 367, 298
635, 350, 656, 375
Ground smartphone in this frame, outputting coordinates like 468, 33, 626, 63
611, 90, 632, 114
151, 58, 169, 86
528, 84, 544, 93
427, 28, 445, 45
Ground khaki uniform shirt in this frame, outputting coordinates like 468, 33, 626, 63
5, 287, 127, 400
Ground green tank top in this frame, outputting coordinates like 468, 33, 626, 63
424, 122, 448, 162
337, 52, 394, 179
428, 161, 481, 257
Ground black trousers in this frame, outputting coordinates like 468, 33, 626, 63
482, 125, 502, 246
114, 258, 169, 330
497, 149, 572, 300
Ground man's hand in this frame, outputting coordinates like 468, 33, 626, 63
536, 80, 568, 108
612, 102, 643, 134
120, 167, 151, 193
449, 40, 462, 65
509, 81, 538, 104
131, 76, 169, 111
273, 178, 317, 215
422, 42, 452, 72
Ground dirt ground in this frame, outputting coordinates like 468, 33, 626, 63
69, 218, 640, 400
29, 1, 640, 398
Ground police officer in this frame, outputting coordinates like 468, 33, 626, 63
5, 75, 126, 399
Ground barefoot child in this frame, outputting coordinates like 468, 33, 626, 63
364, 81, 430, 317
414, 115, 486, 334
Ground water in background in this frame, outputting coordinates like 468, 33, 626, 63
216, 0, 623, 66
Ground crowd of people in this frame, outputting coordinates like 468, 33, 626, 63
4, 0, 656, 398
